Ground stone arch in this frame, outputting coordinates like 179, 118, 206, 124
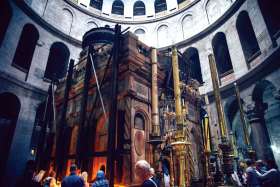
44, 42, 70, 80
205, 0, 231, 23
177, 0, 186, 5
252, 80, 277, 103
212, 32, 233, 77
86, 21, 98, 32
0, 0, 12, 46
225, 97, 247, 158
134, 108, 150, 131
157, 24, 169, 47
12, 23, 39, 73
112, 0, 124, 15
154, 0, 167, 13
181, 14, 193, 39
61, 8, 74, 34
182, 47, 203, 84
0, 92, 21, 174
133, 108, 149, 162
251, 80, 280, 165
134, 112, 145, 130
90, 0, 103, 10
257, 0, 280, 40
134, 1, 146, 16
134, 28, 146, 42
236, 11, 260, 64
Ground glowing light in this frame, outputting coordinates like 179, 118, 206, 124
114, 185, 126, 187
30, 148, 35, 156
271, 144, 280, 154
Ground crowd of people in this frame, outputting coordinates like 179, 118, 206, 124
16, 158, 280, 187
15, 161, 109, 187
232, 159, 280, 187
15, 159, 159, 187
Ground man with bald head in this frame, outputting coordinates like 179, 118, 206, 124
135, 160, 158, 187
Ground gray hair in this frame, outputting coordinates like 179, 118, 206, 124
135, 160, 152, 180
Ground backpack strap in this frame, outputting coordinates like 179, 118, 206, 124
149, 178, 158, 187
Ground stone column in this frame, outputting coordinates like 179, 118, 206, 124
247, 102, 275, 161
151, 48, 160, 136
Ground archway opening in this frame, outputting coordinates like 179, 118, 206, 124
236, 11, 260, 64
155, 0, 167, 13
258, 0, 280, 40
0, 93, 20, 173
183, 47, 203, 84
0, 0, 12, 46
134, 1, 146, 16
212, 32, 233, 77
90, 0, 103, 10
112, 0, 124, 15
44, 42, 70, 81
12, 24, 39, 73
252, 80, 280, 166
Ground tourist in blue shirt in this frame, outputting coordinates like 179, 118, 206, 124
62, 164, 84, 187
92, 170, 109, 187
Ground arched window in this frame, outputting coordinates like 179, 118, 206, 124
206, 0, 231, 23
135, 29, 145, 35
134, 113, 145, 130
44, 42, 70, 80
61, 9, 73, 35
183, 47, 203, 84
258, 0, 280, 40
157, 25, 169, 47
90, 0, 103, 10
154, 0, 167, 13
112, 0, 124, 15
177, 0, 186, 4
134, 1, 146, 16
0, 1, 12, 46
13, 24, 39, 73
0, 93, 20, 173
134, 29, 146, 42
236, 11, 260, 63
212, 32, 233, 77
182, 15, 193, 39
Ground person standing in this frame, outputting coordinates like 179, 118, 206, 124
149, 168, 160, 187
43, 170, 57, 187
81, 171, 89, 187
61, 164, 84, 187
256, 160, 280, 187
15, 160, 41, 187
135, 160, 158, 187
245, 159, 261, 187
92, 170, 109, 187
256, 160, 267, 174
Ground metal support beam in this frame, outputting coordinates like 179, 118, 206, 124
56, 59, 74, 177
107, 24, 121, 187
